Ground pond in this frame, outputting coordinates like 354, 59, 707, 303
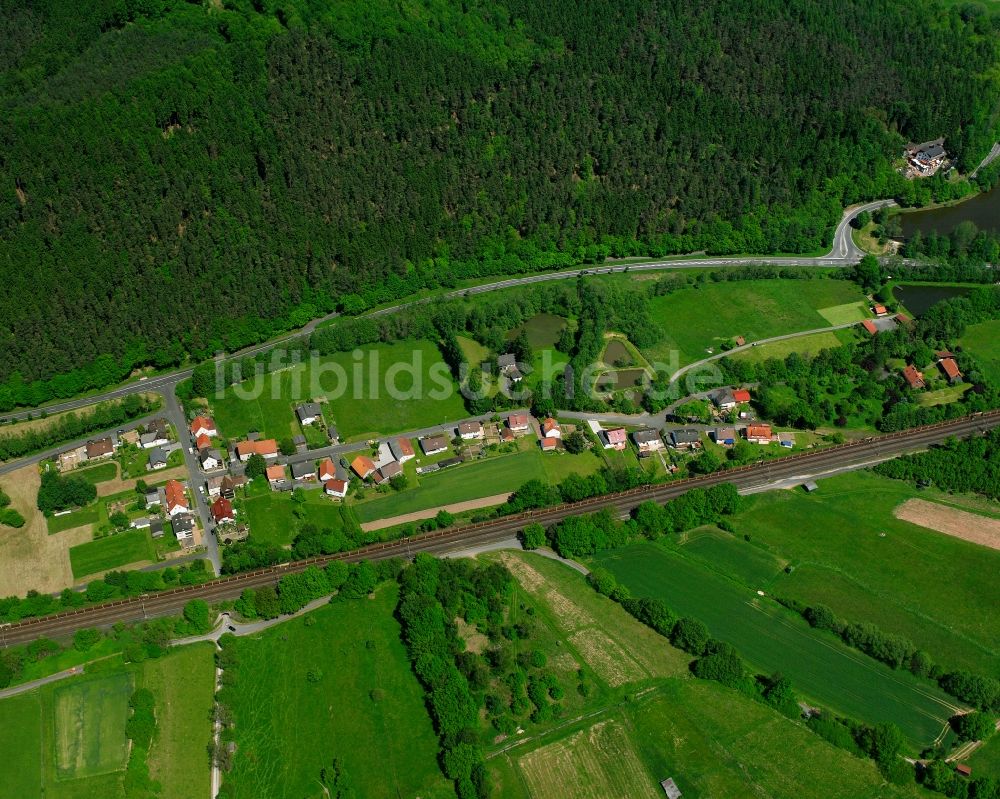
508, 313, 566, 348
602, 338, 635, 367
899, 183, 1000, 238
596, 368, 648, 391
892, 284, 971, 316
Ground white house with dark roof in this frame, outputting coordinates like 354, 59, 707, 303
296, 402, 323, 426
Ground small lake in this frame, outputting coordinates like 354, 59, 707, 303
900, 183, 1000, 238
892, 284, 971, 316
597, 368, 647, 391
508, 313, 565, 348
602, 339, 634, 367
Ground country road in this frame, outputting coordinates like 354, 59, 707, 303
0, 199, 893, 426
1, 408, 995, 647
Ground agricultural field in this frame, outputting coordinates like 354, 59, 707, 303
959, 318, 1000, 384
238, 480, 349, 547
727, 471, 1000, 677
642, 278, 868, 366
209, 340, 466, 442
594, 539, 962, 747
222, 583, 452, 799
69, 528, 157, 579
0, 643, 214, 799
489, 553, 924, 799
354, 449, 547, 523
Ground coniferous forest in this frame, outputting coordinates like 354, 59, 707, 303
2, 0, 999, 405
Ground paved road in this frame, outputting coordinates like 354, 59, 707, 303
970, 142, 1000, 180
0, 665, 84, 700
0, 200, 894, 428
2, 410, 996, 647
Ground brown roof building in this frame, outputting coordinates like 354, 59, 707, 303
902, 364, 926, 390
351, 455, 377, 479
85, 438, 115, 459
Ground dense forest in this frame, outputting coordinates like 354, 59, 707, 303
2, 0, 999, 403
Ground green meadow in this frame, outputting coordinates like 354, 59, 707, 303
642, 278, 867, 365
210, 340, 467, 442
959, 318, 1000, 384
239, 480, 349, 547
69, 529, 157, 579
222, 584, 452, 799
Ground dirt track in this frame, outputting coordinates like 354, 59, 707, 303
359, 492, 512, 532
894, 498, 1000, 551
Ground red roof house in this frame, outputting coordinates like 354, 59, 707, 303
211, 497, 234, 524
902, 364, 926, 390
603, 428, 628, 450
324, 479, 348, 498
190, 415, 217, 437
861, 319, 878, 335
351, 455, 377, 480
507, 413, 530, 431
195, 433, 212, 450
873, 304, 888, 317
938, 357, 962, 383
236, 439, 278, 460
733, 389, 751, 403
265, 464, 286, 484
318, 458, 337, 482
542, 418, 561, 439
541, 437, 559, 451
164, 480, 188, 515
745, 424, 773, 444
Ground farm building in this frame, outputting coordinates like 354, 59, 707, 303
660, 778, 683, 799
861, 319, 878, 336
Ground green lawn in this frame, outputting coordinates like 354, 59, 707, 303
69, 529, 157, 578
971, 734, 1000, 779
729, 330, 846, 363
728, 471, 1000, 677
223, 584, 452, 799
354, 449, 546, 523
47, 504, 102, 534
595, 540, 961, 747
643, 278, 867, 366
457, 334, 490, 367
0, 644, 214, 799
959, 318, 1000, 384
240, 483, 347, 547
816, 300, 871, 325
916, 382, 972, 407
210, 340, 467, 442
74, 462, 119, 485
679, 526, 787, 587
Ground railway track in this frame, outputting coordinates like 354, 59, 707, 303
2, 410, 998, 647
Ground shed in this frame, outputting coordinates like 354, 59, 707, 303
660, 778, 683, 799
803, 481, 819, 492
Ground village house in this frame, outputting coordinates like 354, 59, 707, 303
541, 418, 562, 439
497, 353, 523, 383
745, 424, 773, 445
291, 461, 317, 481
199, 448, 223, 471
149, 518, 164, 539
458, 420, 484, 440
540, 437, 558, 452
633, 428, 665, 453
211, 497, 235, 524
906, 139, 947, 177
266, 464, 286, 485
902, 364, 926, 390
206, 475, 225, 498
733, 335, 746, 347
145, 489, 161, 509
669, 429, 701, 450
148, 447, 169, 470
195, 433, 212, 450
235, 438, 278, 461
58, 445, 88, 471
141, 419, 170, 449
351, 455, 377, 480
712, 388, 750, 411
861, 320, 878, 336
507, 413, 530, 432
173, 514, 195, 547
378, 461, 403, 483
324, 479, 349, 499
600, 427, 628, 451
389, 437, 416, 463
130, 516, 151, 530
713, 427, 737, 446
318, 458, 337, 482
295, 402, 323, 426
327, 423, 340, 444
164, 479, 189, 516
936, 352, 963, 384
220, 475, 245, 499
420, 434, 450, 456
872, 304, 888, 317
85, 437, 115, 460
190, 415, 218, 438
501, 427, 515, 443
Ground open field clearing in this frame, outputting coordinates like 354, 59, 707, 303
959, 319, 1000, 384
210, 340, 466, 441
595, 540, 961, 746
642, 279, 867, 365
240, 480, 348, 547
729, 330, 848, 363
728, 471, 1000, 677
0, 465, 84, 594
53, 672, 132, 779
69, 529, 157, 579
894, 497, 1000, 550
817, 300, 871, 325
355, 450, 547, 523
74, 462, 118, 485
679, 527, 787, 586
223, 583, 451, 799
509, 313, 567, 348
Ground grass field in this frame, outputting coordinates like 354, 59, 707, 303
47, 504, 102, 535
210, 340, 466, 441
595, 540, 961, 747
959, 319, 1000, 384
0, 643, 214, 799
509, 313, 566, 348
354, 449, 547, 523
816, 300, 870, 325
457, 334, 490, 367
490, 553, 925, 799
223, 583, 452, 799
241, 482, 347, 547
642, 279, 868, 365
916, 382, 972, 407
971, 735, 1000, 779
729, 330, 846, 363
74, 462, 119, 485
69, 529, 156, 578
728, 471, 1000, 677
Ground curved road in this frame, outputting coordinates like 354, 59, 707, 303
1, 409, 995, 647
0, 200, 894, 425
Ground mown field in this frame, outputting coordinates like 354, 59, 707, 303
209, 340, 466, 442
0, 643, 214, 799
642, 278, 868, 365
222, 583, 452, 799
74, 462, 119, 485
728, 471, 1000, 678
959, 318, 1000, 384
729, 328, 855, 363
354, 449, 547, 523
594, 540, 961, 747
489, 553, 925, 799
69, 529, 157, 579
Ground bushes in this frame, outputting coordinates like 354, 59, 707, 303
519, 523, 546, 550
36, 469, 97, 514
951, 711, 995, 743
